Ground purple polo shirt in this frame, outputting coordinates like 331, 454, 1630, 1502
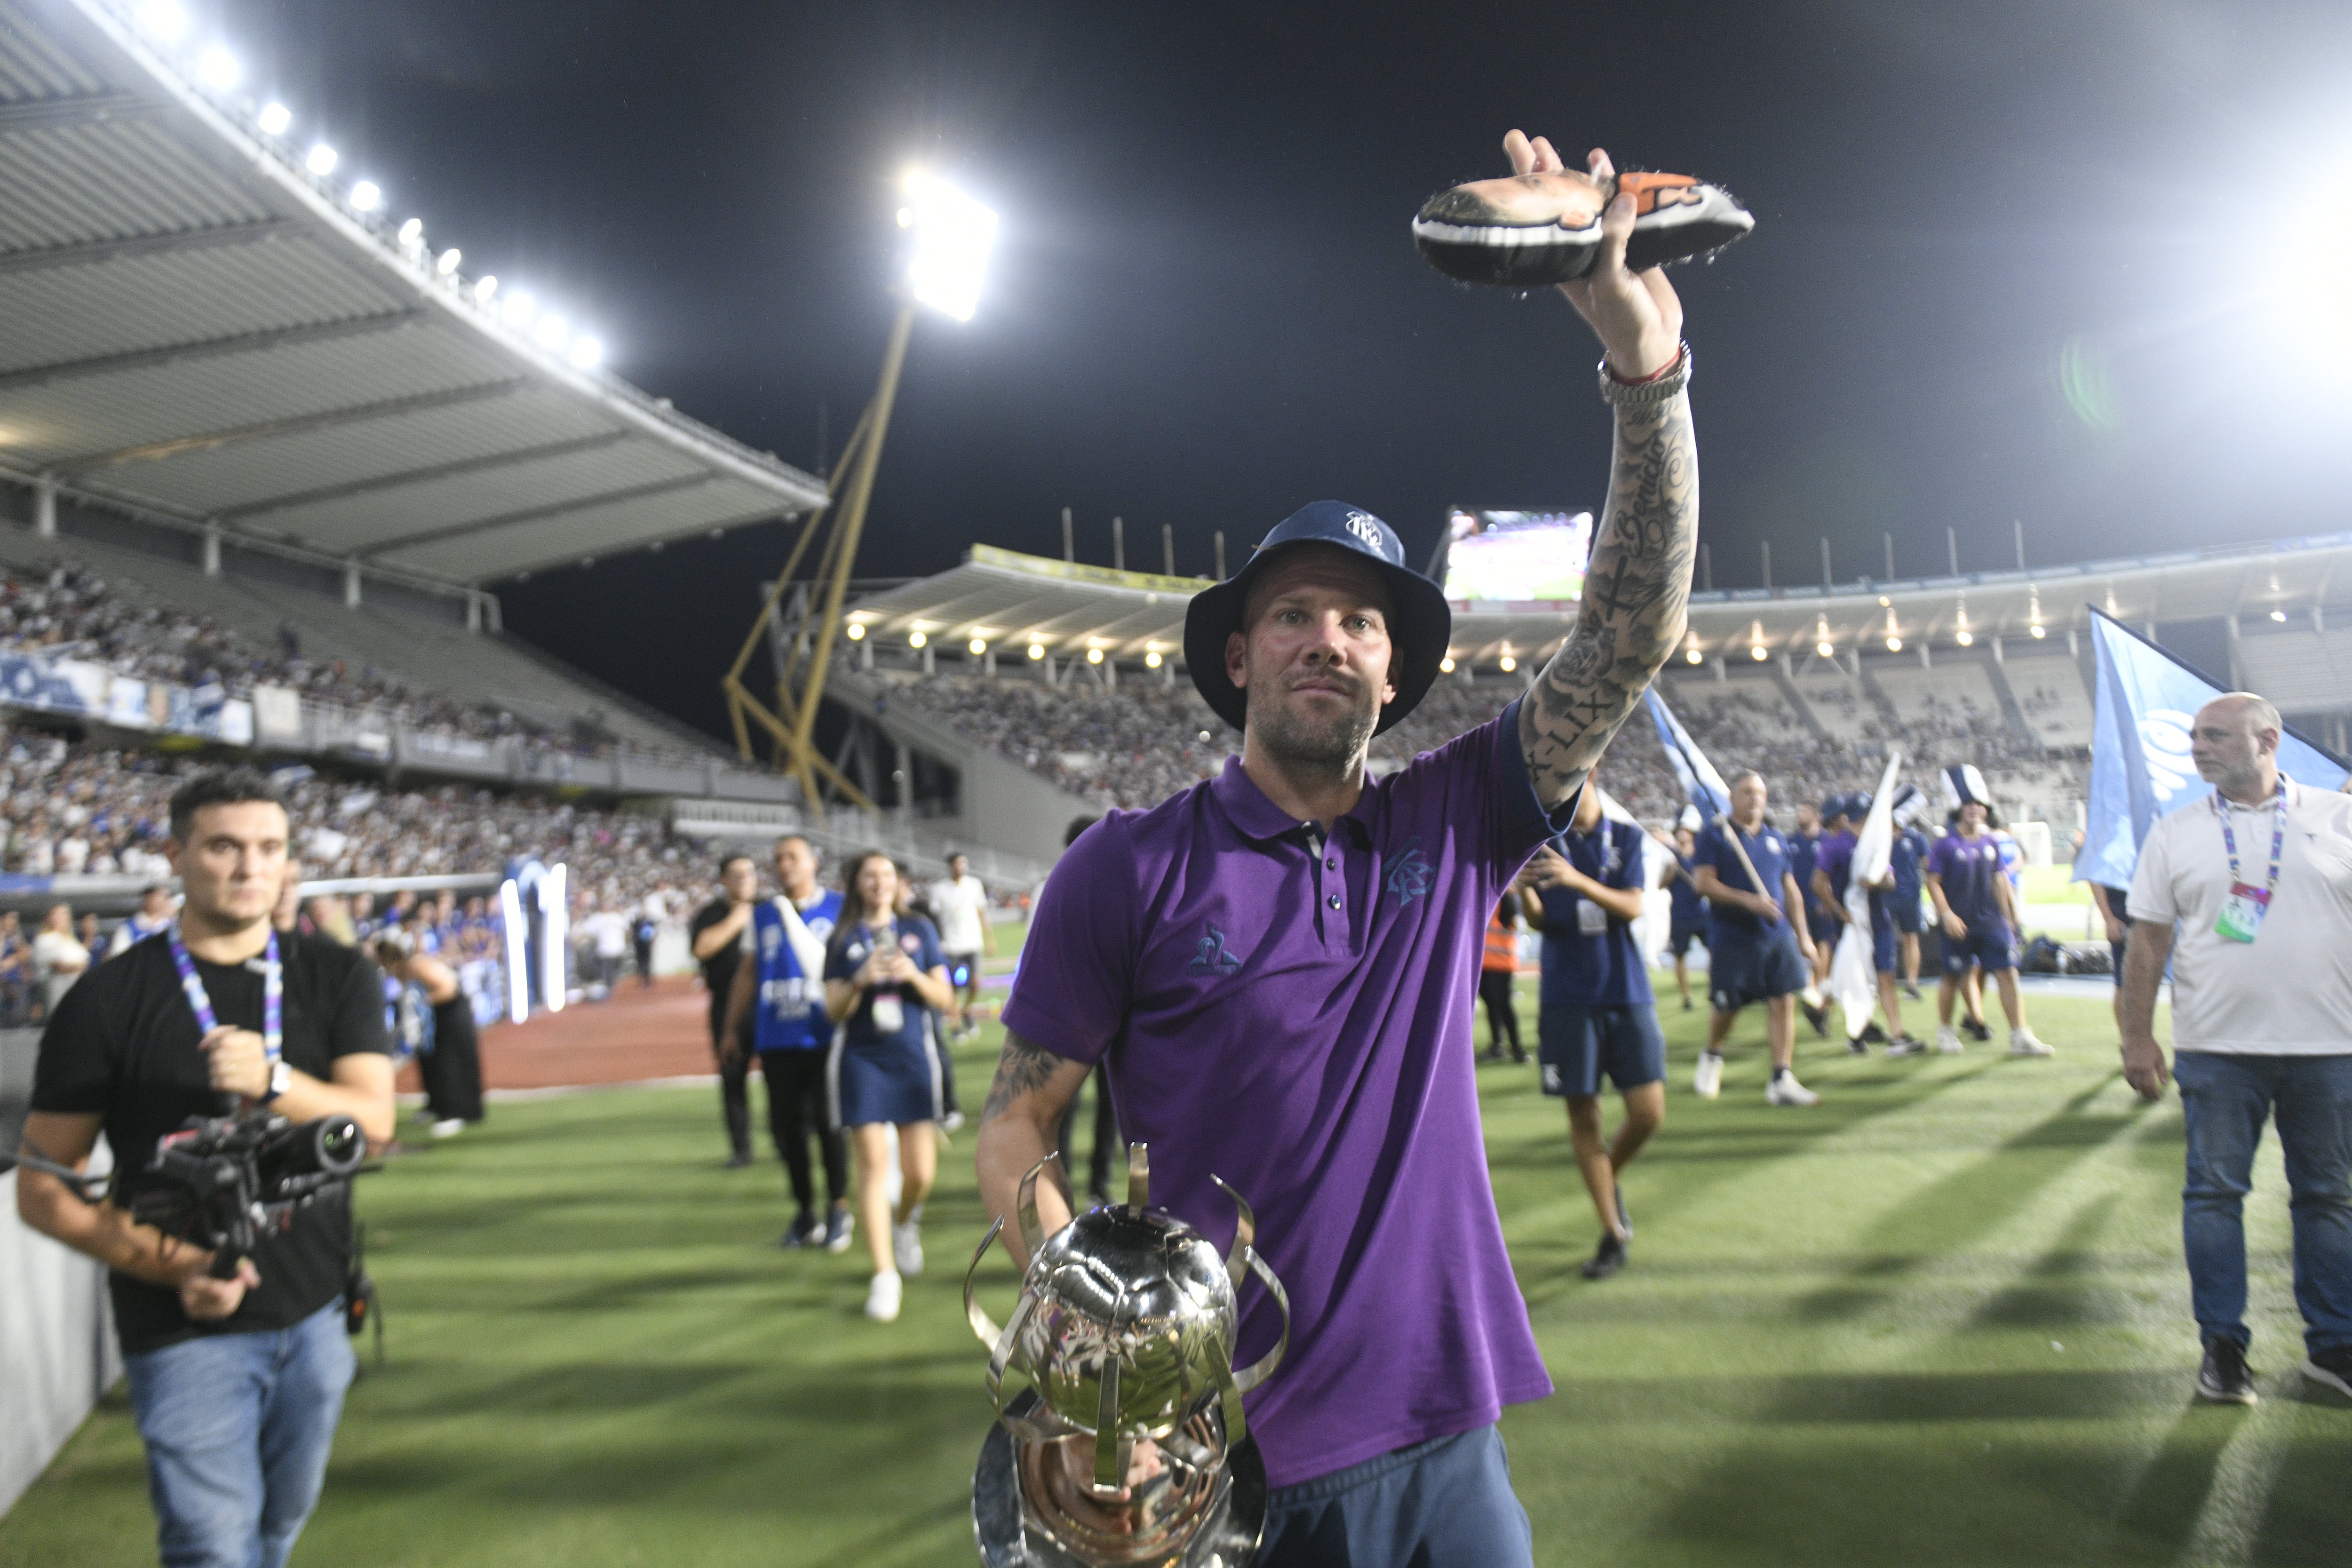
1002, 700, 1569, 1488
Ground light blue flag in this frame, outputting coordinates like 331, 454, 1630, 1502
1645, 689, 1732, 822
2075, 610, 2349, 890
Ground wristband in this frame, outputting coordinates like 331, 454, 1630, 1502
1599, 342, 1691, 410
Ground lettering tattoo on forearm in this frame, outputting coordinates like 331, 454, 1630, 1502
1521, 396, 1697, 807
980, 1028, 1065, 1125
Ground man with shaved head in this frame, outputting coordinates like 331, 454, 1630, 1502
977, 128, 1698, 1565
2121, 691, 2352, 1407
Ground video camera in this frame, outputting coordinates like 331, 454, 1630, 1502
127, 1113, 369, 1279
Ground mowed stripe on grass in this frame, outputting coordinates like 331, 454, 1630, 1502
4, 986, 2345, 1567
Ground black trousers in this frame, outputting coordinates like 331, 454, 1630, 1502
759, 1049, 848, 1211
710, 1006, 752, 1160
420, 998, 485, 1122
1478, 969, 1521, 1054
1058, 1063, 1119, 1201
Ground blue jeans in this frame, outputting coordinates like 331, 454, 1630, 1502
1258, 1425, 1533, 1568
123, 1301, 356, 1568
2175, 1051, 2352, 1355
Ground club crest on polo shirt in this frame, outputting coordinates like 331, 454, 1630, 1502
1188, 924, 1244, 974
1386, 837, 1430, 906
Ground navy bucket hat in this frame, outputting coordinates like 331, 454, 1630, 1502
1184, 500, 1454, 737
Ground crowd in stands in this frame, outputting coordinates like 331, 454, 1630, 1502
872, 666, 2081, 824
0, 725, 716, 1025
0, 555, 704, 765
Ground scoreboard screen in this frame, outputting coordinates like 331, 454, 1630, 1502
1439, 509, 1593, 605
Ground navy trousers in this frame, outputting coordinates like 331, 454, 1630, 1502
1257, 1425, 1533, 1568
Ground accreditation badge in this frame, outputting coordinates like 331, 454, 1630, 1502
2214, 882, 2271, 944
1577, 899, 1609, 937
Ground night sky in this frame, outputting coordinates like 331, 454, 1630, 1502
212, 0, 2352, 744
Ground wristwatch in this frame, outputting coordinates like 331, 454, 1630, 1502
260, 1060, 292, 1105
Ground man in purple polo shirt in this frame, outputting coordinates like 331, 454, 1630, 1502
976, 129, 1700, 1568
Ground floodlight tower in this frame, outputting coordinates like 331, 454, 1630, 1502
723, 169, 998, 814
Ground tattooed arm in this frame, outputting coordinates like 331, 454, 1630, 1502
1501, 132, 1698, 810
974, 1028, 1094, 1268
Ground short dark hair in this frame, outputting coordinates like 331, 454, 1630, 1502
773, 833, 814, 859
718, 852, 756, 877
168, 768, 287, 843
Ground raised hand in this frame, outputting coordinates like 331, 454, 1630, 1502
1502, 131, 1683, 378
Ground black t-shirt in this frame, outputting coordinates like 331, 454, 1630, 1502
689, 898, 749, 1018
31, 931, 390, 1353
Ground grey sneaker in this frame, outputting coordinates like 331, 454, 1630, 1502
2197, 1339, 2258, 1404
823, 1207, 854, 1255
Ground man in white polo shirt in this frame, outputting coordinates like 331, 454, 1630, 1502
2120, 692, 2352, 1406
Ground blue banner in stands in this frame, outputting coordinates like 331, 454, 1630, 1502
1644, 689, 1733, 823
2075, 610, 2349, 891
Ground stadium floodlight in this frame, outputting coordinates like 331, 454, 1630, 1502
1498, 654, 1518, 673
349, 181, 381, 213
1144, 650, 1162, 669
1886, 636, 1903, 652
1816, 640, 1833, 657
1750, 644, 1768, 661
435, 247, 462, 276
1085, 646, 1104, 665
1685, 646, 1703, 664
1955, 629, 1975, 647
846, 621, 867, 641
969, 637, 987, 655
532, 313, 570, 351
137, 0, 187, 40
2270, 608, 2288, 622
567, 335, 603, 369
397, 217, 424, 249
901, 168, 998, 322
2029, 623, 2047, 638
473, 274, 498, 304
257, 101, 291, 135
1439, 655, 1456, 673
194, 46, 239, 90
305, 143, 338, 176
1026, 642, 1044, 660
501, 289, 538, 328
909, 630, 928, 649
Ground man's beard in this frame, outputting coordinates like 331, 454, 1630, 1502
1248, 666, 1378, 775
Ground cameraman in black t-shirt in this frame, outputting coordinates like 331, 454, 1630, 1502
14, 768, 394, 1568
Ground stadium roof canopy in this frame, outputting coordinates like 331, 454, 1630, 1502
0, 0, 827, 587
845, 532, 2352, 668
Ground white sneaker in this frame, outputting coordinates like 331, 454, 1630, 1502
893, 1218, 925, 1278
863, 1271, 903, 1323
1693, 1051, 1723, 1100
429, 1118, 465, 1138
2008, 1028, 2054, 1058
1937, 1026, 1965, 1054
1765, 1071, 1820, 1107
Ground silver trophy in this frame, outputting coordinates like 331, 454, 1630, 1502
963, 1144, 1291, 1568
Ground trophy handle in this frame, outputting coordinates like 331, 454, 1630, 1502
1208, 1174, 1292, 1394
1209, 1174, 1255, 1291
1229, 1246, 1292, 1394
1126, 1142, 1150, 1208
962, 1215, 1008, 1349
1015, 1152, 1062, 1259
1208, 1335, 1248, 1449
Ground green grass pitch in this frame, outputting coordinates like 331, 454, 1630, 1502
4, 983, 2345, 1566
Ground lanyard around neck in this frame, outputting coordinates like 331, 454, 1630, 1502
2212, 779, 2288, 897
167, 924, 281, 1063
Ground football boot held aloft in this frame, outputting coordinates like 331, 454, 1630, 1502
1413, 167, 1752, 287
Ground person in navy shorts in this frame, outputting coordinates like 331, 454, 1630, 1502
823, 850, 955, 1323
1662, 819, 1708, 1011
974, 128, 1702, 1568
1518, 774, 1665, 1281
1689, 770, 1823, 1107
1924, 772, 2051, 1059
